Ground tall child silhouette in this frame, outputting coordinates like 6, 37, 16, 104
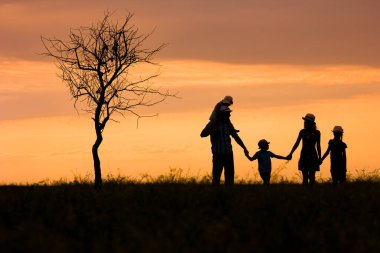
321, 126, 347, 184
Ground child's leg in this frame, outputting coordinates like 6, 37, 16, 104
260, 171, 270, 185
341, 170, 347, 183
339, 169, 347, 183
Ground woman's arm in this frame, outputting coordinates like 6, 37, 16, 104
321, 145, 331, 163
316, 131, 321, 160
288, 130, 302, 158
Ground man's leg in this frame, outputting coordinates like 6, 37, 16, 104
224, 153, 235, 185
341, 169, 347, 183
212, 154, 223, 186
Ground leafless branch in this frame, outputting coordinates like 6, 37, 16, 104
41, 11, 176, 127
41, 11, 178, 187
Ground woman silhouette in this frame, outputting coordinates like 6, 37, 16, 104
287, 113, 321, 185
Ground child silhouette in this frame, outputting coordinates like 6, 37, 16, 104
246, 139, 289, 185
321, 126, 347, 184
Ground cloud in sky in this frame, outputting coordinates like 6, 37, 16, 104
1, 60, 380, 120
1, 0, 380, 65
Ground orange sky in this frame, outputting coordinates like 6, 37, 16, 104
1, 1, 380, 183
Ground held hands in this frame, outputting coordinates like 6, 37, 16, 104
244, 149, 252, 161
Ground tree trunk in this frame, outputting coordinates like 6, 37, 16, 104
92, 130, 103, 190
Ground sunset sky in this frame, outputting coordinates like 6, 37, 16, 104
1, 0, 380, 183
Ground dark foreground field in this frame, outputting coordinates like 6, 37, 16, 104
1, 182, 380, 253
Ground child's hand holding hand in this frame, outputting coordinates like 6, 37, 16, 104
245, 152, 253, 161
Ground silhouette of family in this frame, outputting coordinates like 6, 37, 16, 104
201, 96, 347, 186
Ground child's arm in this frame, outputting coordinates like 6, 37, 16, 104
245, 152, 251, 161
342, 148, 347, 170
246, 152, 257, 161
320, 145, 331, 164
272, 154, 290, 160
200, 121, 214, 137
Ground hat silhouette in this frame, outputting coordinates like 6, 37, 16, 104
302, 113, 315, 122
332, 125, 344, 133
258, 139, 270, 148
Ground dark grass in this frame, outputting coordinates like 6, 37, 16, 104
1, 181, 380, 253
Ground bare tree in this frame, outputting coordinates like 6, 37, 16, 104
41, 12, 173, 189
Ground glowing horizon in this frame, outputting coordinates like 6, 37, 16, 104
1, 59, 380, 184
1, 1, 380, 184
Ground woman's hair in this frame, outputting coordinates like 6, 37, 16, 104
304, 120, 317, 130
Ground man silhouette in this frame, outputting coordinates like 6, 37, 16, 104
201, 105, 249, 186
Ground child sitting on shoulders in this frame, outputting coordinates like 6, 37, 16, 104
246, 139, 289, 185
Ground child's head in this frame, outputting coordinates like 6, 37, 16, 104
258, 139, 270, 150
221, 95, 233, 106
332, 125, 344, 139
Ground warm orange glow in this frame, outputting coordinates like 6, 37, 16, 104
1, 59, 380, 183
2, 1, 380, 184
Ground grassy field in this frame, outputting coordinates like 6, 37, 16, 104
1, 178, 380, 253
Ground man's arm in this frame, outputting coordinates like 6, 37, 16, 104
231, 129, 249, 155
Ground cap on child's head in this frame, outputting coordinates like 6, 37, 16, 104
258, 139, 270, 148
332, 125, 344, 133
